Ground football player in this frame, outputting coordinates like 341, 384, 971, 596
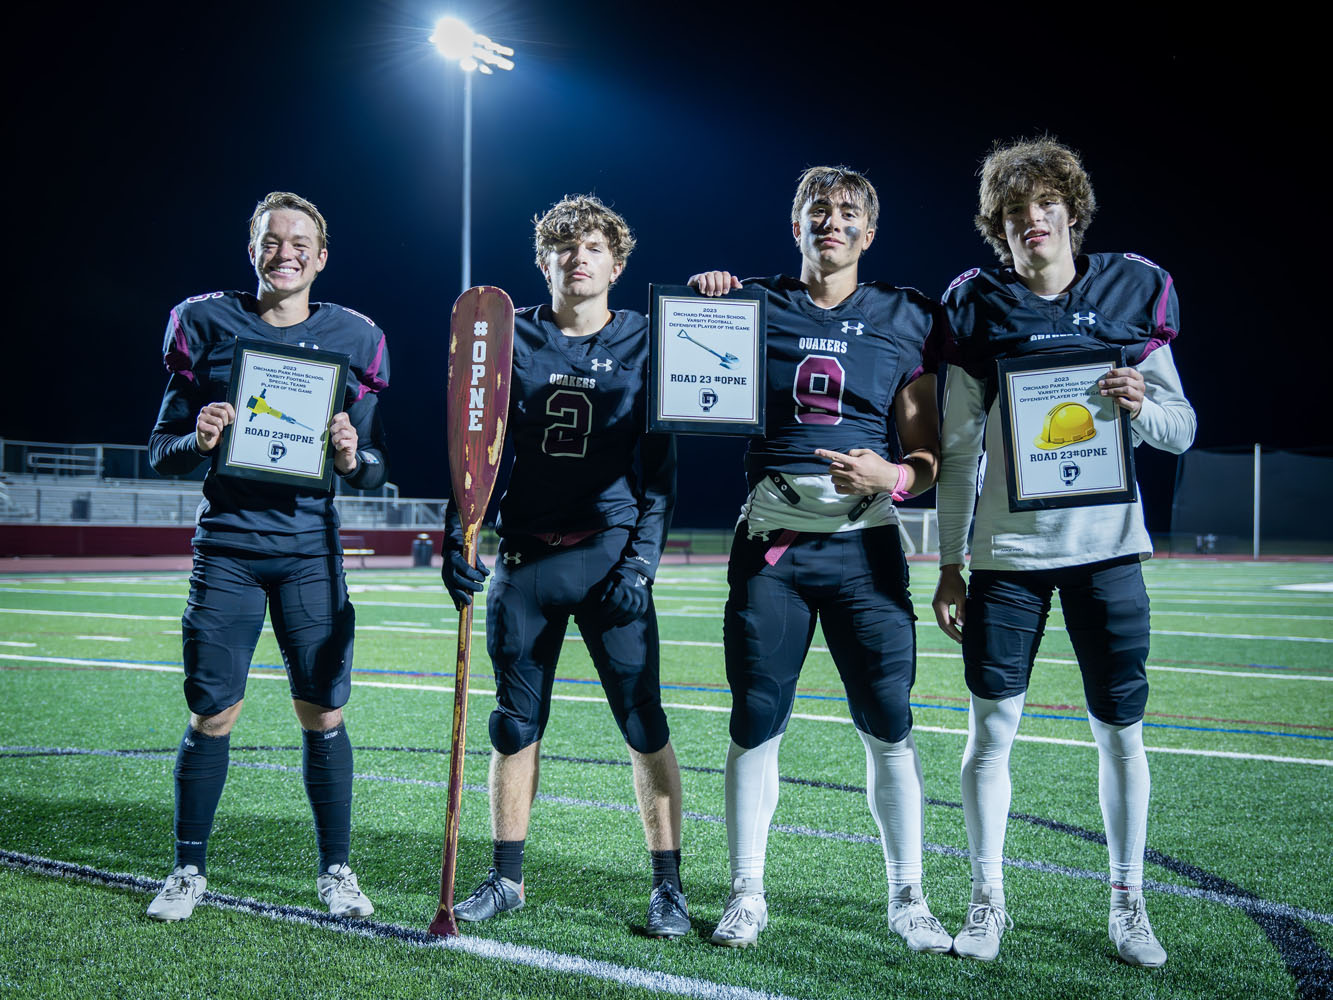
442, 196, 687, 937
688, 165, 948, 953
146, 192, 389, 921
932, 138, 1195, 966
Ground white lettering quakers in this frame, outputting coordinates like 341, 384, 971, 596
469, 320, 489, 431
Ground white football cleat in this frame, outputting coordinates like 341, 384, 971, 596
952, 886, 1012, 961
710, 882, 768, 948
317, 864, 375, 918
147, 865, 207, 922
887, 885, 953, 953
1109, 894, 1167, 968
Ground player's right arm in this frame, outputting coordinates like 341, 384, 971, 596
149, 306, 231, 476
931, 364, 987, 643
686, 271, 743, 297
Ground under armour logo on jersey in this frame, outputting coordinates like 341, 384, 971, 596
1072, 312, 1097, 326
474, 320, 488, 335
841, 321, 865, 335
591, 358, 613, 371
503, 552, 522, 566
746, 528, 771, 542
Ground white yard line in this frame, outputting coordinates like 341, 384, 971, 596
0, 851, 800, 1000
3, 653, 1329, 767
7, 605, 1329, 650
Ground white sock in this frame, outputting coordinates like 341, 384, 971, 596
858, 729, 924, 892
961, 693, 1024, 888
723, 735, 782, 888
1088, 715, 1150, 899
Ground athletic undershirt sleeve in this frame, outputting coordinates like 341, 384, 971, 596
937, 365, 987, 565
337, 386, 389, 491
616, 432, 677, 582
1129, 346, 1195, 455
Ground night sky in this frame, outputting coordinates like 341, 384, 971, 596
14, 3, 1317, 530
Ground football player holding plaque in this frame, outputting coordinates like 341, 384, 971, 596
994, 347, 1135, 512
220, 339, 349, 490
647, 283, 766, 436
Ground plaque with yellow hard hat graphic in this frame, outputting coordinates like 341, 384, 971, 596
995, 348, 1137, 512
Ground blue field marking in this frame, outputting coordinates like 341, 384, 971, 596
72, 657, 1332, 744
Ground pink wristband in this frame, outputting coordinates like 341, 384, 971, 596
890, 463, 911, 502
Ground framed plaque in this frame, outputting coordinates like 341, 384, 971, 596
647, 283, 766, 436
995, 348, 1137, 512
219, 339, 349, 489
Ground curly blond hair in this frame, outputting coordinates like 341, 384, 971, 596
533, 195, 636, 270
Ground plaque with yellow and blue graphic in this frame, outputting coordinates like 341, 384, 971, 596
219, 339, 349, 490
995, 348, 1137, 512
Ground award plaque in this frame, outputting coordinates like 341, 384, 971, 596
994, 348, 1137, 512
647, 283, 766, 436
219, 339, 349, 489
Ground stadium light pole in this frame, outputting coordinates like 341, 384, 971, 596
430, 17, 515, 294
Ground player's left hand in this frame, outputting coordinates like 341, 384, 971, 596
1098, 367, 1145, 418
596, 564, 651, 627
329, 412, 359, 474
815, 448, 899, 495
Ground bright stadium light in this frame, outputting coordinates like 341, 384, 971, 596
430, 17, 515, 292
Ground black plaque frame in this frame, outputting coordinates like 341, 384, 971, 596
219, 339, 349, 490
647, 283, 766, 437
995, 348, 1137, 512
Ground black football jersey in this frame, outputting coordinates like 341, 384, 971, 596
493, 306, 674, 577
149, 290, 390, 555
741, 276, 938, 485
941, 253, 1179, 382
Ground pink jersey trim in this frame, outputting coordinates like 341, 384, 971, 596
1139, 274, 1178, 362
355, 333, 389, 401
165, 308, 195, 383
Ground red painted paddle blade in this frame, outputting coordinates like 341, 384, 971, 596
447, 286, 515, 528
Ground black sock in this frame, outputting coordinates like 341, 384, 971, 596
302, 723, 353, 873
173, 726, 230, 875
651, 849, 681, 890
493, 840, 525, 884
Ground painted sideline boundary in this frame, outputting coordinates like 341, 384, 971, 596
0, 849, 798, 1000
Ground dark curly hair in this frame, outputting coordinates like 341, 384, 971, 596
975, 138, 1097, 264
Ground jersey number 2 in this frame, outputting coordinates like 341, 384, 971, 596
543, 389, 592, 457
793, 355, 845, 425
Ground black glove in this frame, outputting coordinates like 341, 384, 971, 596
595, 564, 651, 628
442, 549, 489, 611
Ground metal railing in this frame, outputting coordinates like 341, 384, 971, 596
0, 437, 399, 498
0, 478, 448, 528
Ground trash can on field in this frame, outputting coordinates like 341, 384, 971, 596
412, 533, 433, 567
